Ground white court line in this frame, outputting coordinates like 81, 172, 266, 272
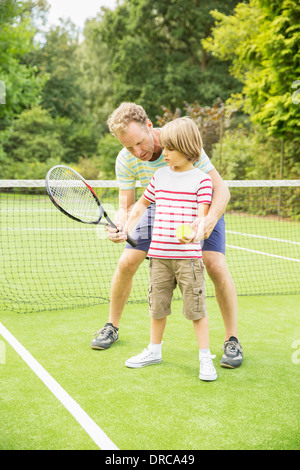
226, 230, 300, 245
227, 244, 300, 262
0, 209, 54, 212
0, 228, 92, 231
0, 322, 119, 451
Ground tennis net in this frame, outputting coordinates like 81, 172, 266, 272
0, 179, 299, 313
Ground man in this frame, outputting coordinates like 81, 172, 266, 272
91, 102, 243, 368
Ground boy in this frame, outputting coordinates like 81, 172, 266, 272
123, 117, 217, 381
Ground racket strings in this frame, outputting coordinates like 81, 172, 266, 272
49, 167, 100, 223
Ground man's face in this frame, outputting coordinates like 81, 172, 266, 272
116, 121, 155, 161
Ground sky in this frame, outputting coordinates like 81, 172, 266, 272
46, 0, 118, 31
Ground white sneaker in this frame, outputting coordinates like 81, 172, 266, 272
125, 347, 162, 368
199, 355, 217, 381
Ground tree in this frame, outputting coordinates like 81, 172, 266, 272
96, 133, 123, 179
156, 99, 235, 157
99, 0, 241, 120
1, 106, 62, 178
78, 16, 115, 134
29, 20, 85, 120
203, 0, 300, 140
0, 0, 46, 128
25, 19, 99, 162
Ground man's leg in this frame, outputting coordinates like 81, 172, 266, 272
91, 203, 154, 350
108, 248, 147, 327
202, 215, 243, 368
91, 248, 147, 349
203, 250, 243, 368
202, 251, 238, 342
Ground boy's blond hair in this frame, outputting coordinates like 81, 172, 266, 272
107, 102, 149, 136
159, 117, 202, 162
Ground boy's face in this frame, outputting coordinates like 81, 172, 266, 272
163, 147, 190, 171
116, 121, 155, 161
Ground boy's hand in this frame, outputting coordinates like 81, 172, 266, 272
176, 224, 196, 244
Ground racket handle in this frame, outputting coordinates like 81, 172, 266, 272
105, 216, 137, 247
126, 234, 137, 248
108, 221, 137, 247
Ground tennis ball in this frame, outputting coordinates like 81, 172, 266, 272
176, 224, 193, 240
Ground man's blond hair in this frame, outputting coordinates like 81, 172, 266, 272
107, 102, 149, 136
159, 117, 202, 163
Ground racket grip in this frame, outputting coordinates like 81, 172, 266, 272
107, 218, 137, 247
126, 234, 137, 247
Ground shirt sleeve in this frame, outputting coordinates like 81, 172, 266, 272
194, 147, 215, 174
197, 175, 213, 205
143, 175, 156, 203
115, 151, 136, 190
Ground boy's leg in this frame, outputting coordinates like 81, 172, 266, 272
150, 317, 167, 345
192, 316, 209, 350
193, 317, 217, 381
125, 259, 173, 368
175, 259, 217, 381
124, 318, 166, 368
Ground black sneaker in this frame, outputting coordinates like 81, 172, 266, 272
90, 323, 119, 350
220, 336, 243, 368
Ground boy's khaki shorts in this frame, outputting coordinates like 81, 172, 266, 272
148, 258, 207, 321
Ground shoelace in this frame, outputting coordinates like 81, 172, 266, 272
200, 354, 216, 362
200, 355, 216, 372
141, 348, 155, 357
224, 341, 242, 354
92, 325, 114, 338
136, 348, 160, 360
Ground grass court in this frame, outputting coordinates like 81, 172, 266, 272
0, 189, 299, 450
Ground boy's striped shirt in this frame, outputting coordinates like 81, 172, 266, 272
143, 167, 213, 259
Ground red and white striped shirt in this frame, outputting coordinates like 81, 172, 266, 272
143, 167, 213, 259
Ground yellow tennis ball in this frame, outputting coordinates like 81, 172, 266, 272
176, 224, 193, 240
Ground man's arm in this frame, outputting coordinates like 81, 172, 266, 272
117, 189, 136, 226
106, 188, 136, 243
203, 168, 230, 239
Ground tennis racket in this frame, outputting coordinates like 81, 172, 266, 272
45, 165, 137, 247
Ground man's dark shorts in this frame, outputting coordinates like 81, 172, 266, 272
125, 203, 226, 255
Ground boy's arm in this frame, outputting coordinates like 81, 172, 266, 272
106, 193, 150, 244
179, 204, 210, 244
192, 203, 210, 243
124, 196, 150, 235
124, 174, 155, 234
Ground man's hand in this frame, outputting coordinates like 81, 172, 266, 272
106, 224, 127, 244
191, 213, 217, 242
202, 212, 218, 240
